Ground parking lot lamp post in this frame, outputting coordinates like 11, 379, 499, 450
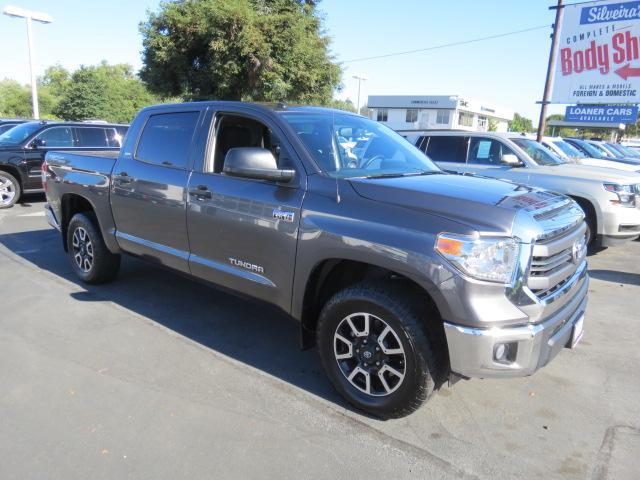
353, 74, 368, 115
2, 6, 53, 120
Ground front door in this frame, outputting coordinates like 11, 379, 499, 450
186, 111, 305, 312
23, 125, 76, 190
110, 109, 203, 272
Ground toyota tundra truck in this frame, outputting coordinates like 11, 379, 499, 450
43, 102, 588, 418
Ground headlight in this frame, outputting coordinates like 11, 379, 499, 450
435, 233, 520, 284
603, 183, 637, 207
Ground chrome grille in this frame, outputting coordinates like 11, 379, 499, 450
528, 222, 587, 299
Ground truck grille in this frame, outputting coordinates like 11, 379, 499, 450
528, 222, 587, 299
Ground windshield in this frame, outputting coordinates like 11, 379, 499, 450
0, 122, 41, 145
280, 112, 440, 178
606, 142, 638, 158
512, 138, 565, 166
568, 138, 603, 158
552, 140, 586, 159
617, 143, 640, 157
589, 142, 617, 158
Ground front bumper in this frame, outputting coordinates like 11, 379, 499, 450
600, 203, 640, 245
443, 265, 589, 378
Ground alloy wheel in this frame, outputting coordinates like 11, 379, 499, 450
0, 175, 16, 207
72, 227, 94, 273
333, 312, 407, 396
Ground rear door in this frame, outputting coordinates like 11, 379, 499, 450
186, 109, 305, 312
463, 137, 531, 183
110, 109, 204, 272
23, 125, 75, 190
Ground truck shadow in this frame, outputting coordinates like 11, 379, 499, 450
0, 227, 361, 415
589, 269, 640, 287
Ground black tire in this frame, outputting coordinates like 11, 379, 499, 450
0, 170, 21, 209
317, 282, 438, 419
67, 213, 120, 284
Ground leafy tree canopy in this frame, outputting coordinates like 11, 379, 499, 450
508, 113, 534, 133
139, 0, 342, 104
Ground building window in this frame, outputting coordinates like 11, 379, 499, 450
376, 108, 388, 122
458, 111, 474, 127
405, 109, 418, 123
478, 116, 488, 130
436, 110, 450, 124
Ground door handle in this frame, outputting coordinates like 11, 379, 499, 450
117, 172, 133, 184
189, 185, 212, 199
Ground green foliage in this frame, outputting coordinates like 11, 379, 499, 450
544, 114, 576, 137
139, 0, 342, 103
508, 113, 534, 133
54, 62, 158, 123
0, 79, 58, 119
324, 98, 356, 113
488, 119, 498, 132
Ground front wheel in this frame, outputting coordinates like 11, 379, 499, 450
317, 282, 438, 419
67, 213, 121, 284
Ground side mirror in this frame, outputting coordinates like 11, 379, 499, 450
501, 153, 522, 167
30, 138, 46, 149
223, 147, 295, 182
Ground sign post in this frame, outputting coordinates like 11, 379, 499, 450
537, 0, 564, 142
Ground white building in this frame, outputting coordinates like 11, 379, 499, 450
366, 95, 514, 133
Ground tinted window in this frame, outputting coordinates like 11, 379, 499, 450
511, 138, 564, 166
468, 138, 516, 165
425, 136, 467, 163
136, 112, 199, 168
37, 127, 74, 147
76, 127, 108, 147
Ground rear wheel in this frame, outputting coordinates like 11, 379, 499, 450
0, 171, 20, 209
67, 213, 120, 283
317, 282, 438, 419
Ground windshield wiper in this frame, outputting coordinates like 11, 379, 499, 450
365, 171, 441, 179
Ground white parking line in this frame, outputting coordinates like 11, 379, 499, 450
17, 211, 46, 217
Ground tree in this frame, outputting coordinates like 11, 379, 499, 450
488, 119, 498, 132
0, 79, 57, 119
55, 62, 157, 123
508, 113, 534, 133
139, 0, 342, 104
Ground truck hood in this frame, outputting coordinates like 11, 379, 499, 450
534, 163, 640, 183
349, 173, 567, 234
578, 157, 640, 172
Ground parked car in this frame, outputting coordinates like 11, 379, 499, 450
43, 102, 588, 418
0, 120, 128, 208
412, 131, 640, 247
541, 136, 640, 173
0, 118, 29, 135
602, 141, 640, 159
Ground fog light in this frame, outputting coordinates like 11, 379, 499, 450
494, 343, 508, 361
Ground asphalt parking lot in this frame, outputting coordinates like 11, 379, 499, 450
1, 196, 639, 479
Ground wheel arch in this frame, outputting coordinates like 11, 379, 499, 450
568, 195, 598, 239
60, 194, 101, 252
299, 258, 450, 377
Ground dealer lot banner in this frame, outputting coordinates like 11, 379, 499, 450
552, 0, 640, 104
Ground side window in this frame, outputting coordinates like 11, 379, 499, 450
212, 114, 293, 174
467, 138, 515, 166
36, 127, 74, 147
75, 127, 108, 147
425, 136, 467, 163
136, 112, 199, 168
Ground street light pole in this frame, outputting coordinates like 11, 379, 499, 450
3, 5, 53, 120
352, 74, 368, 114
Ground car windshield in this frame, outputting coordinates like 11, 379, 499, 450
617, 143, 640, 157
512, 138, 565, 166
552, 140, 586, 159
569, 139, 603, 158
0, 122, 41, 145
589, 142, 617, 157
280, 112, 440, 178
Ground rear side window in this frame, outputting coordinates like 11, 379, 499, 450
75, 127, 108, 147
425, 136, 467, 163
135, 112, 199, 168
36, 126, 74, 147
468, 138, 516, 165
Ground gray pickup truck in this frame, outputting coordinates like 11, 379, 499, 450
43, 102, 588, 418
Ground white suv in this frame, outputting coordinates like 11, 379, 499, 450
412, 131, 640, 247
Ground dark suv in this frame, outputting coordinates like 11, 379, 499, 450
0, 121, 128, 208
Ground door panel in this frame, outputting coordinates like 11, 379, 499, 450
186, 112, 304, 312
110, 110, 202, 272
187, 173, 304, 311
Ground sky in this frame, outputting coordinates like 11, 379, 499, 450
0, 0, 566, 120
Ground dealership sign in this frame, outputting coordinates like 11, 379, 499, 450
565, 105, 639, 122
551, 1, 640, 104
